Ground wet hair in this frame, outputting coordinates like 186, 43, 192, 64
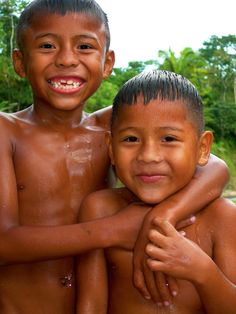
16, 0, 110, 51
111, 69, 204, 135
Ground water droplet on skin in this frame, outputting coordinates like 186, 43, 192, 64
60, 273, 73, 288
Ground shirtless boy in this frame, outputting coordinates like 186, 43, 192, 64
0, 0, 228, 313
77, 70, 236, 314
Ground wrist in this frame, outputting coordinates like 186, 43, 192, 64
191, 256, 216, 287
151, 200, 180, 226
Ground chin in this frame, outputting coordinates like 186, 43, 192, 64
138, 191, 172, 205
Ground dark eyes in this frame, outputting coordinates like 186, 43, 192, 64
123, 136, 139, 142
79, 44, 92, 50
39, 43, 92, 50
40, 43, 55, 49
162, 135, 177, 142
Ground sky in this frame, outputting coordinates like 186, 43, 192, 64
96, 0, 235, 68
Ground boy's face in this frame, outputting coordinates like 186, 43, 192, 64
109, 97, 212, 204
13, 12, 114, 111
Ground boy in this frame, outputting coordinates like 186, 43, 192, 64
77, 70, 236, 314
0, 0, 228, 313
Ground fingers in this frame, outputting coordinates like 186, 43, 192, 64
133, 225, 152, 300
154, 272, 173, 306
143, 264, 162, 303
133, 267, 151, 300
152, 219, 179, 237
176, 215, 196, 230
166, 275, 179, 298
146, 243, 166, 261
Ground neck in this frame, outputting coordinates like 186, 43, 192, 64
32, 103, 85, 130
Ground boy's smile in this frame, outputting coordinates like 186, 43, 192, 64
13, 12, 114, 113
47, 76, 84, 94
110, 98, 209, 204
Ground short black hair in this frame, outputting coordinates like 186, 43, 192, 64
16, 0, 110, 51
111, 69, 204, 135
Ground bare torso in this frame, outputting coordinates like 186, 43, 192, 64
0, 106, 111, 314
85, 189, 225, 314
106, 220, 208, 314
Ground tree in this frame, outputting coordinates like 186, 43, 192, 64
0, 0, 32, 112
157, 47, 209, 99
199, 35, 236, 104
199, 35, 236, 140
85, 60, 158, 112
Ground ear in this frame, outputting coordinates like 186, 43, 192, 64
103, 50, 115, 79
105, 131, 115, 165
197, 131, 213, 166
12, 49, 26, 78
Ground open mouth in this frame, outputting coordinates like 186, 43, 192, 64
48, 79, 83, 90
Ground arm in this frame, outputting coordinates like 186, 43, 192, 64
0, 117, 146, 263
76, 250, 108, 314
76, 196, 109, 314
133, 154, 229, 299
146, 199, 236, 314
141, 154, 229, 226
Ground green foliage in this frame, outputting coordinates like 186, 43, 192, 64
0, 0, 30, 56
0, 0, 235, 189
211, 140, 236, 190
84, 80, 117, 113
0, 0, 32, 111
85, 60, 159, 112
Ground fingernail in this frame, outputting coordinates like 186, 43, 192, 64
144, 295, 151, 300
172, 290, 178, 296
164, 301, 170, 306
190, 216, 196, 222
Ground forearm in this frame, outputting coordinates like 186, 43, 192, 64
0, 216, 120, 264
148, 154, 229, 225
194, 259, 236, 314
76, 250, 108, 314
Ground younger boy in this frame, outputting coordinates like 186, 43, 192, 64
77, 70, 236, 313
0, 0, 228, 312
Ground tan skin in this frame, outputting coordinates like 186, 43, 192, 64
77, 99, 235, 314
0, 10, 228, 314
146, 199, 236, 314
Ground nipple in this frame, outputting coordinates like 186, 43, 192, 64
17, 183, 25, 191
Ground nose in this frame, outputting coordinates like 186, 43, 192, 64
55, 46, 79, 68
137, 140, 163, 164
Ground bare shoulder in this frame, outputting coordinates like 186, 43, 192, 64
82, 106, 112, 131
0, 111, 17, 128
0, 111, 21, 146
206, 197, 236, 219
78, 187, 134, 222
203, 197, 236, 236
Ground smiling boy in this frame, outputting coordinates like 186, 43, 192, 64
0, 0, 229, 313
77, 70, 236, 314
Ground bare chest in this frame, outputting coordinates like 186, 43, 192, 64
13, 126, 110, 223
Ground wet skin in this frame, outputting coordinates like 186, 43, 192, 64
0, 12, 114, 314
78, 188, 236, 314
0, 109, 111, 313
77, 99, 236, 313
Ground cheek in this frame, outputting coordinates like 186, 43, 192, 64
112, 148, 132, 175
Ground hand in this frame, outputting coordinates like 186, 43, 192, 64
146, 220, 211, 282
133, 213, 176, 304
133, 210, 196, 302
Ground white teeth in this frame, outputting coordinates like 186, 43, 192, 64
48, 80, 81, 89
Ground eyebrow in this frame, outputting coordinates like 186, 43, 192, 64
34, 32, 98, 41
118, 126, 185, 133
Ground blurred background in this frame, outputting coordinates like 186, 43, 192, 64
0, 0, 235, 197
